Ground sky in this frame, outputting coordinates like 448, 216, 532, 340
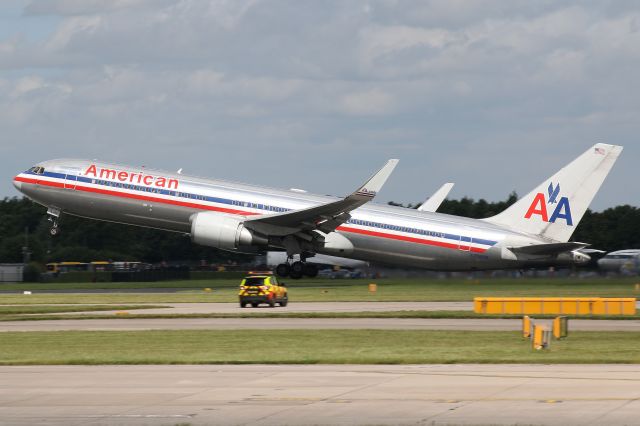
0, 0, 638, 211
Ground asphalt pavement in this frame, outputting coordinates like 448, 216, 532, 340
2, 316, 639, 332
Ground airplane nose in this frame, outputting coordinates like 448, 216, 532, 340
12, 177, 22, 191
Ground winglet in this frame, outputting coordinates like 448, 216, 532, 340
418, 182, 454, 212
352, 159, 399, 200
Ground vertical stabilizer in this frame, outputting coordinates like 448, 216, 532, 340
484, 144, 623, 242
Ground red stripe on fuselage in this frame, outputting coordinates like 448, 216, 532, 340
336, 226, 487, 253
15, 176, 65, 189
17, 176, 488, 253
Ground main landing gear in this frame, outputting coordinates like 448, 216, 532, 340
275, 260, 319, 280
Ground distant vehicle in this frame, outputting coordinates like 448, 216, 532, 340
238, 272, 288, 308
46, 261, 139, 274
46, 262, 88, 274
597, 250, 640, 273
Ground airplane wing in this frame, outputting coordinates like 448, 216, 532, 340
509, 242, 589, 256
243, 159, 399, 236
417, 183, 454, 212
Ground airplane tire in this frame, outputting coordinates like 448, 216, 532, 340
289, 270, 303, 280
303, 263, 318, 277
50, 227, 59, 236
291, 261, 305, 275
275, 263, 290, 277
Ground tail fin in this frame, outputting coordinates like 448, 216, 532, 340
484, 143, 623, 242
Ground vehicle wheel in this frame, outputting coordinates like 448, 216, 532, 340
279, 298, 288, 307
303, 263, 318, 278
268, 298, 276, 307
289, 270, 303, 280
275, 263, 290, 277
251, 302, 259, 307
291, 261, 305, 275
240, 302, 247, 308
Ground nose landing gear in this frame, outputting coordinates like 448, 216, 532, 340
49, 222, 60, 236
47, 207, 62, 237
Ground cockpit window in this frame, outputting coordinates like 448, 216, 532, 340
28, 166, 45, 175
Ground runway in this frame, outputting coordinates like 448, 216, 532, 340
2, 317, 639, 332
2, 364, 639, 426
18, 301, 474, 314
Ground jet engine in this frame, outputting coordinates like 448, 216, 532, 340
190, 212, 267, 252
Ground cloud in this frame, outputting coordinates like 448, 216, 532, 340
0, 1, 639, 210
339, 88, 395, 116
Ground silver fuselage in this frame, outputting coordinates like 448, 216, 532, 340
13, 159, 578, 270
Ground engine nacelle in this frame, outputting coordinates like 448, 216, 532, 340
190, 212, 266, 252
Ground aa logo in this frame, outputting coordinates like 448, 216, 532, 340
524, 182, 573, 226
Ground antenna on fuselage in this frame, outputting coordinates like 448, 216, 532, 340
177, 168, 183, 175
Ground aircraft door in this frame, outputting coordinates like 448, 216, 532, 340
64, 174, 77, 190
459, 235, 471, 251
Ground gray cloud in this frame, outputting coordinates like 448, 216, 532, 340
1, 1, 638, 210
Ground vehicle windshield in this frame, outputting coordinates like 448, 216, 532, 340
244, 277, 266, 286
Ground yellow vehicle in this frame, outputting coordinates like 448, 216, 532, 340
238, 272, 288, 308
46, 262, 88, 274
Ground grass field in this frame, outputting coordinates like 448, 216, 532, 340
1, 330, 639, 365
2, 277, 639, 305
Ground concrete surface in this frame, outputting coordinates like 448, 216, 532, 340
1, 364, 639, 425
2, 316, 639, 332
91, 301, 474, 314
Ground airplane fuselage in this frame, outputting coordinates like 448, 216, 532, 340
13, 159, 582, 271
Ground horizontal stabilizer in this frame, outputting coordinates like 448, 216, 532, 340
509, 242, 589, 256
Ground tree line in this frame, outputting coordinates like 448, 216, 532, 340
1, 195, 639, 264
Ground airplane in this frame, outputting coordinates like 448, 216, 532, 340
12, 143, 622, 279
597, 249, 640, 273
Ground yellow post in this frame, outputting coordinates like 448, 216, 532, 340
552, 316, 568, 339
204, 288, 212, 293
635, 284, 640, 292
368, 283, 377, 293
522, 316, 532, 338
532, 324, 550, 350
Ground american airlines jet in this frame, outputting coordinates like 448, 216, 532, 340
12, 144, 622, 279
